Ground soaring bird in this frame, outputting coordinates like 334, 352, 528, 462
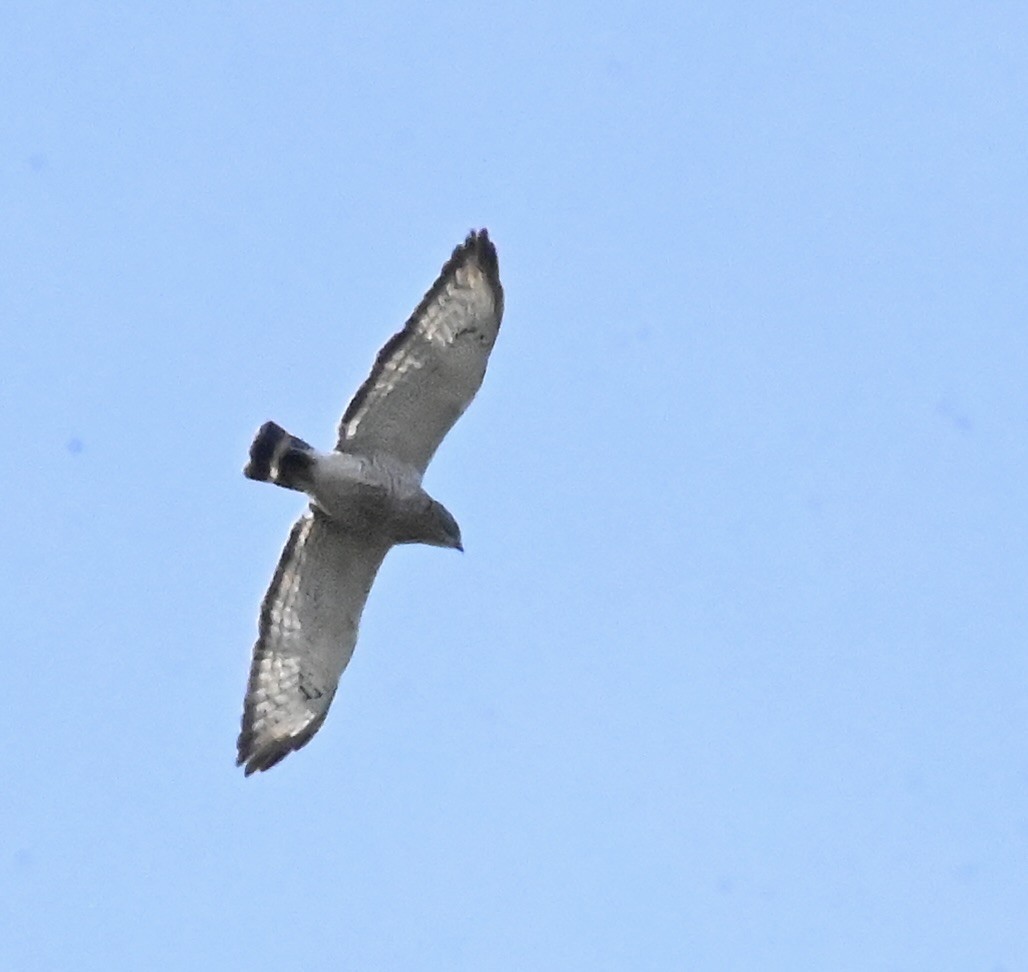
237, 230, 503, 774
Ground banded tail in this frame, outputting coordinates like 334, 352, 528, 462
244, 421, 315, 491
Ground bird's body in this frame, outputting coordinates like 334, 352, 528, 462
308, 452, 443, 545
237, 229, 503, 775
249, 429, 444, 541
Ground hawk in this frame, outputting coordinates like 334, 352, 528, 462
237, 230, 503, 775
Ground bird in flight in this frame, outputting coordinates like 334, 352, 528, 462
237, 230, 503, 775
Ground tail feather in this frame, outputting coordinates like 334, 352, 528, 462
244, 421, 315, 491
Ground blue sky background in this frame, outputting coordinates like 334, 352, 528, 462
3, 3, 1027, 969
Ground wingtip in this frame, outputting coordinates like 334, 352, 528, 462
236, 736, 290, 776
459, 227, 498, 275
455, 228, 502, 316
236, 701, 331, 776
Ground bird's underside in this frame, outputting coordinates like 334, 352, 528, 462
237, 229, 503, 775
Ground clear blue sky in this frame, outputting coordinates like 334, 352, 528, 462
3, 3, 1027, 969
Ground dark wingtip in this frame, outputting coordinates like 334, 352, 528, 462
236, 724, 289, 776
236, 742, 289, 776
236, 718, 327, 776
458, 228, 501, 297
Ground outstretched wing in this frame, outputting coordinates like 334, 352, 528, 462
337, 229, 504, 474
237, 509, 389, 775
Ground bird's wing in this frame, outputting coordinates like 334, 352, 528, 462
337, 229, 504, 474
237, 509, 389, 775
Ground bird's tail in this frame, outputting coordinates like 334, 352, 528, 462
244, 421, 316, 491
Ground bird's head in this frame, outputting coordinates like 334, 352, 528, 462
427, 500, 463, 552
